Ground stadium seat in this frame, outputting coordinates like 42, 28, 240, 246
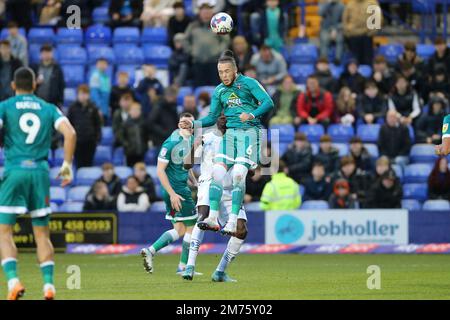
289, 44, 318, 64
333, 143, 349, 157
416, 44, 435, 60
377, 44, 404, 63
422, 200, 450, 211
278, 142, 290, 156
145, 148, 159, 165
299, 184, 305, 197
327, 124, 354, 143
329, 64, 344, 78
146, 166, 158, 179
358, 65, 372, 78
364, 144, 379, 159
408, 125, 415, 143
64, 87, 77, 106
113, 27, 140, 44
50, 167, 62, 186
113, 147, 125, 166
60, 202, 84, 212
114, 44, 144, 65
92, 6, 110, 24
68, 186, 91, 202
115, 166, 133, 181
311, 143, 319, 155
58, 46, 87, 65
50, 202, 59, 212
85, 24, 112, 44
0, 27, 26, 39
298, 124, 325, 142
194, 86, 215, 100
357, 124, 380, 143
150, 201, 167, 212
404, 163, 433, 183
142, 44, 172, 67
301, 200, 329, 210
391, 164, 403, 181
62, 65, 85, 87
56, 28, 83, 45
245, 202, 262, 211
28, 27, 55, 44
289, 64, 314, 84
94, 146, 112, 165
269, 124, 295, 143
50, 187, 66, 205
76, 167, 102, 186
401, 199, 421, 211
410, 144, 438, 163
141, 27, 168, 45
0, 150, 3, 166
87, 45, 115, 64
402, 183, 428, 201
177, 86, 193, 105
115, 65, 139, 86
101, 127, 114, 146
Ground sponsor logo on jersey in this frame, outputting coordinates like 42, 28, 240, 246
160, 148, 168, 157
443, 123, 448, 132
227, 92, 242, 107
16, 101, 41, 110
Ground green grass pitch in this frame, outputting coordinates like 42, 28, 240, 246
3, 253, 450, 300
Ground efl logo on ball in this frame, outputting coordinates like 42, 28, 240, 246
210, 12, 234, 35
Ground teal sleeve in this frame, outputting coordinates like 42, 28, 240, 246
0, 102, 4, 127
193, 88, 222, 128
158, 139, 175, 163
51, 104, 66, 130
248, 78, 274, 118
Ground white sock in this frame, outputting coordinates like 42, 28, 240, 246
7, 278, 19, 291
187, 225, 205, 267
209, 209, 219, 221
44, 283, 55, 293
216, 237, 244, 272
228, 214, 238, 224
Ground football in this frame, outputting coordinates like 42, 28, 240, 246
210, 12, 234, 35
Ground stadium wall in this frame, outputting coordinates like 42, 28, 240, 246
117, 210, 450, 244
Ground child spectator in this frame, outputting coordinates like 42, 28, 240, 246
117, 176, 151, 212
328, 178, 358, 209
303, 162, 332, 201
357, 80, 387, 124
92, 163, 123, 198
112, 92, 134, 147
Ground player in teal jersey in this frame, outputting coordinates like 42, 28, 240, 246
436, 114, 450, 156
141, 112, 201, 275
0, 67, 76, 300
180, 50, 274, 235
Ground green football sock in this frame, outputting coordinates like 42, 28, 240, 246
231, 184, 245, 215
1, 258, 18, 281
209, 180, 224, 212
150, 229, 179, 253
40, 261, 54, 285
179, 233, 191, 266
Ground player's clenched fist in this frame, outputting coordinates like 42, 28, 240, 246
58, 161, 73, 187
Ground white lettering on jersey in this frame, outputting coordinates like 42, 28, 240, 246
16, 101, 41, 110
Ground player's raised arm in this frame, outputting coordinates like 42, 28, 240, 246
56, 119, 76, 187
191, 90, 223, 129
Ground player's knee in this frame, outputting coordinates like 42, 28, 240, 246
235, 222, 248, 240
212, 164, 227, 182
232, 164, 248, 186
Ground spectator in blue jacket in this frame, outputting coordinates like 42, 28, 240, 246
89, 58, 112, 122
303, 162, 332, 201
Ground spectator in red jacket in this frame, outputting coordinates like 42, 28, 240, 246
295, 75, 334, 127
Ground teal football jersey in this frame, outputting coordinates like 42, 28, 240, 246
0, 94, 66, 171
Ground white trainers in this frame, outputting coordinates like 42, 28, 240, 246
141, 248, 154, 274
198, 216, 220, 231
44, 283, 56, 300
221, 220, 237, 236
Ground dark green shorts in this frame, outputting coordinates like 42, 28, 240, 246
161, 187, 197, 225
0, 169, 51, 226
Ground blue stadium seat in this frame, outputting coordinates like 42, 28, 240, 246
76, 167, 102, 186
115, 65, 139, 86
177, 86, 193, 105
299, 184, 305, 197
145, 148, 159, 165
87, 45, 115, 64
423, 200, 450, 211
401, 199, 421, 211
245, 202, 262, 211
64, 87, 77, 106
146, 166, 158, 179
92, 6, 110, 24
150, 201, 167, 212
358, 65, 372, 78
194, 86, 215, 100
115, 166, 133, 182
327, 124, 354, 143
311, 143, 319, 155
278, 142, 290, 156
68, 186, 91, 202
333, 143, 349, 157
113, 147, 125, 165
58, 46, 87, 65
56, 28, 83, 45
50, 187, 66, 205
269, 124, 295, 143
62, 65, 85, 87
377, 44, 404, 63
85, 24, 112, 44
141, 27, 168, 45
410, 144, 438, 163
301, 200, 329, 210
94, 146, 112, 165
60, 202, 84, 212
53, 148, 65, 166
289, 44, 318, 64
0, 150, 4, 166
28, 27, 55, 44
364, 144, 379, 159
408, 125, 415, 143
357, 124, 381, 143
101, 127, 114, 146
402, 183, 428, 201
391, 164, 403, 181
113, 27, 140, 44
404, 163, 433, 183
329, 64, 344, 78
298, 124, 325, 142
50, 167, 62, 186
416, 44, 435, 60
143, 44, 171, 67
114, 44, 144, 65
289, 64, 314, 84
0, 27, 26, 39
50, 202, 59, 212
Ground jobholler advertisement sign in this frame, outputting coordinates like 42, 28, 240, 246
265, 210, 409, 245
